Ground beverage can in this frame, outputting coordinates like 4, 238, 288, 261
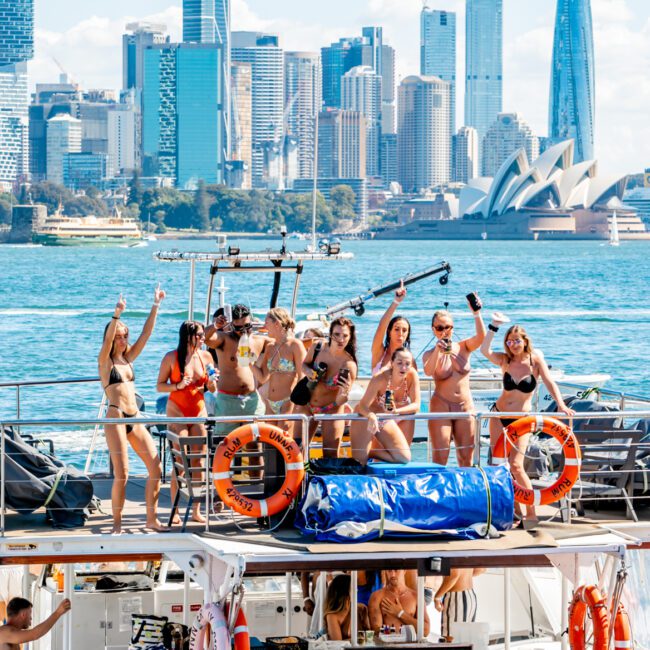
384, 389, 395, 411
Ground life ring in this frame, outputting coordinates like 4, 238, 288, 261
225, 603, 250, 650
568, 585, 609, 650
493, 415, 581, 506
189, 603, 230, 650
613, 602, 632, 650
213, 422, 305, 517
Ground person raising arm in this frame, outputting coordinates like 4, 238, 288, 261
0, 597, 70, 650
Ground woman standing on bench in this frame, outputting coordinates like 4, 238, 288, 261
481, 318, 575, 521
351, 348, 420, 465
98, 287, 166, 534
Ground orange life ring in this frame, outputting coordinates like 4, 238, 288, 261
225, 603, 250, 650
493, 415, 581, 506
613, 602, 632, 650
212, 422, 305, 517
568, 585, 609, 650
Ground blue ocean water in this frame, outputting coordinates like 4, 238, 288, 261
1, 238, 649, 469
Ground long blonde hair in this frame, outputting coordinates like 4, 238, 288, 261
504, 324, 533, 360
267, 307, 296, 332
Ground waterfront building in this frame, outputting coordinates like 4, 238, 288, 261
231, 32, 283, 189
63, 152, 111, 190
317, 109, 366, 179
623, 186, 650, 223
421, 8, 456, 136
381, 44, 396, 135
465, 0, 502, 157
0, 0, 33, 188
46, 113, 82, 185
398, 75, 451, 193
481, 113, 539, 178
122, 22, 168, 95
380, 133, 398, 186
285, 52, 321, 180
549, 0, 595, 163
228, 61, 252, 189
293, 177, 368, 223
453, 126, 479, 183
342, 65, 382, 178
143, 43, 224, 187
107, 102, 137, 174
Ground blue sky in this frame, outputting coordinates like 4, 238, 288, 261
32, 1, 650, 176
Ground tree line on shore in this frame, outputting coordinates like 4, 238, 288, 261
1, 174, 359, 234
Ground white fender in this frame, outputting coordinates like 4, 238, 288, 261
189, 603, 230, 650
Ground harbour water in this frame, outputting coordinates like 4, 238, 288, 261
1, 238, 649, 469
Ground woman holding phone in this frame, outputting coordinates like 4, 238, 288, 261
423, 293, 485, 467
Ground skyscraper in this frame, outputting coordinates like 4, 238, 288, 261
421, 8, 456, 135
46, 114, 82, 184
465, 0, 502, 152
549, 0, 595, 163
285, 52, 321, 180
452, 126, 479, 183
341, 66, 382, 177
318, 109, 366, 179
481, 113, 539, 177
228, 61, 252, 189
143, 43, 224, 187
123, 22, 168, 94
183, 0, 215, 42
381, 44, 396, 134
231, 32, 284, 189
0, 0, 33, 187
398, 75, 451, 193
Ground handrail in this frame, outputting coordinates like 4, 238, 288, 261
0, 376, 100, 389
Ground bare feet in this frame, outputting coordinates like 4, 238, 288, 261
170, 515, 182, 526
192, 510, 206, 524
145, 519, 170, 533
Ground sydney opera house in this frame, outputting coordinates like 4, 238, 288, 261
380, 140, 649, 240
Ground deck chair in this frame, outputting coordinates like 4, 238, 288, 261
166, 430, 210, 531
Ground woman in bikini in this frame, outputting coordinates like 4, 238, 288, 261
296, 316, 357, 457
157, 321, 217, 524
481, 321, 575, 520
423, 298, 485, 466
254, 308, 306, 420
98, 288, 166, 534
351, 348, 421, 465
325, 574, 370, 641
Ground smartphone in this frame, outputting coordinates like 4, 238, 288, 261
466, 292, 481, 312
337, 368, 350, 385
223, 303, 232, 322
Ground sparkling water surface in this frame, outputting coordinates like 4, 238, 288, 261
1, 238, 648, 470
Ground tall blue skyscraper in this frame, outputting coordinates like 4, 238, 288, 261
143, 43, 224, 188
549, 0, 595, 163
421, 8, 456, 136
0, 0, 33, 187
465, 0, 502, 151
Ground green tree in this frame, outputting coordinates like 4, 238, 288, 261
30, 182, 74, 215
329, 184, 356, 222
0, 197, 11, 225
192, 180, 211, 231
127, 169, 144, 206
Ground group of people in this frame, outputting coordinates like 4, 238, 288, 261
99, 282, 575, 531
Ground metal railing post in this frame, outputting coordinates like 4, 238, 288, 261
285, 571, 292, 636
205, 431, 210, 533
475, 414, 482, 466
15, 386, 20, 435
350, 570, 358, 646
1, 423, 5, 537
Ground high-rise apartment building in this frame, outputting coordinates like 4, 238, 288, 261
549, 0, 595, 163
341, 66, 381, 178
231, 32, 283, 189
481, 113, 539, 177
398, 75, 451, 193
108, 103, 137, 174
421, 8, 456, 136
183, 0, 214, 43
123, 22, 168, 94
285, 52, 321, 180
46, 113, 82, 184
0, 0, 33, 188
380, 133, 398, 186
453, 126, 479, 182
143, 43, 224, 187
318, 109, 366, 179
228, 61, 252, 189
381, 44, 396, 135
465, 0, 502, 153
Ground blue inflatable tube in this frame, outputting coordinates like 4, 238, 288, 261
295, 465, 514, 543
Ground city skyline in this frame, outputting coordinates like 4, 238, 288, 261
29, 0, 650, 177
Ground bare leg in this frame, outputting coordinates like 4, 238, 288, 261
452, 416, 476, 467
167, 421, 190, 526
104, 420, 129, 534
372, 420, 411, 464
321, 408, 345, 458
188, 422, 207, 523
398, 419, 416, 446
509, 433, 537, 520
128, 423, 166, 531
429, 395, 453, 465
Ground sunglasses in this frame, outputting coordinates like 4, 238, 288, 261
506, 338, 523, 347
232, 323, 253, 333
434, 325, 453, 332
195, 332, 206, 339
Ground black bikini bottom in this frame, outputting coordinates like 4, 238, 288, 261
108, 405, 138, 434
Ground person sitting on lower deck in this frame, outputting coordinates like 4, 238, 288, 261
324, 574, 370, 641
369, 569, 430, 636
350, 348, 420, 465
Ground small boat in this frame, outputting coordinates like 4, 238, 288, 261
609, 209, 620, 246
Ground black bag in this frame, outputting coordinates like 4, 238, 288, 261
290, 342, 323, 406
308, 457, 366, 475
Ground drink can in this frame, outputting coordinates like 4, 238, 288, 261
384, 389, 394, 411
365, 631, 374, 644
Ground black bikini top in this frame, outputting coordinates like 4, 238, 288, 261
105, 361, 135, 388
503, 371, 537, 393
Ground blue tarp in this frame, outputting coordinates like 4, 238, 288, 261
295, 465, 514, 543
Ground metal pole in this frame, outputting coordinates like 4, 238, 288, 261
84, 393, 107, 475
560, 575, 569, 650
310, 112, 319, 252
64, 563, 73, 650
350, 570, 358, 646
319, 571, 327, 635
189, 259, 196, 320
475, 415, 482, 466
183, 572, 191, 627
504, 568, 511, 650
285, 572, 292, 636
205, 265, 216, 326
1, 424, 5, 537
416, 575, 425, 641
290, 262, 303, 319
15, 386, 20, 435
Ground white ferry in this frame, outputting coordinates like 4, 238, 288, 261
2, 238, 650, 650
32, 213, 142, 246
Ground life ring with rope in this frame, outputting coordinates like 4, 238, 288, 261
189, 602, 229, 650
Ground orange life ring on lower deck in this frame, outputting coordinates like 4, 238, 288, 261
493, 415, 581, 506
212, 422, 305, 517
225, 603, 250, 650
569, 586, 632, 650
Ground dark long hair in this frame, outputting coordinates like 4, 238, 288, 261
103, 321, 129, 359
383, 315, 411, 350
176, 321, 204, 375
324, 574, 351, 617
329, 316, 357, 365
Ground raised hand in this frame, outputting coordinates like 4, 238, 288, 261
154, 283, 166, 305
115, 294, 127, 315
394, 279, 407, 303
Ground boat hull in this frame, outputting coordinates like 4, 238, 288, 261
32, 233, 142, 246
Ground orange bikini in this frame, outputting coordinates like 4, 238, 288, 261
169, 352, 208, 417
